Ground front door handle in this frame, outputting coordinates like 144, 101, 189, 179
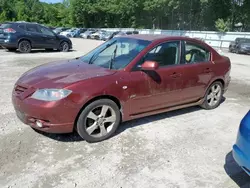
170, 72, 181, 78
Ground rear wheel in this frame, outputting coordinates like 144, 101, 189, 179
76, 99, 121, 143
201, 81, 223, 110
18, 40, 31, 53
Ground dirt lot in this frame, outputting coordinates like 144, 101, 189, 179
0, 38, 250, 188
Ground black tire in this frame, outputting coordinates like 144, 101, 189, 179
18, 40, 31, 53
7, 48, 16, 52
200, 81, 223, 110
58, 41, 69, 52
76, 99, 121, 143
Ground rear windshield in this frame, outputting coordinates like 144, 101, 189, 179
0, 24, 12, 29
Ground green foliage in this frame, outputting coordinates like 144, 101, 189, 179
215, 18, 231, 32
0, 0, 249, 31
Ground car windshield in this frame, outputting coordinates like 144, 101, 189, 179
80, 37, 151, 70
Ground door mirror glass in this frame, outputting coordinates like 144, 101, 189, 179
141, 61, 159, 71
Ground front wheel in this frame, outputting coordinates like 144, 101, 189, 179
76, 99, 121, 143
58, 41, 69, 52
200, 81, 223, 110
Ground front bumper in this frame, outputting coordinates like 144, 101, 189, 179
232, 111, 250, 175
12, 86, 79, 134
233, 144, 250, 175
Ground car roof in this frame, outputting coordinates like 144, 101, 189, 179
4, 21, 39, 25
121, 34, 194, 42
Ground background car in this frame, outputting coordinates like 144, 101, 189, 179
53, 27, 69, 34
233, 110, 250, 175
99, 31, 112, 41
90, 30, 107, 40
107, 31, 119, 39
229, 37, 250, 54
113, 31, 127, 38
12, 35, 231, 142
0, 21, 72, 53
80, 30, 96, 39
72, 28, 87, 38
60, 28, 77, 37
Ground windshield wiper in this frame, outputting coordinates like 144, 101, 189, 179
109, 44, 118, 70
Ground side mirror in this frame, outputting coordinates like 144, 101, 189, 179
141, 61, 159, 71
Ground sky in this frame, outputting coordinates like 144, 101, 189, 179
40, 0, 62, 3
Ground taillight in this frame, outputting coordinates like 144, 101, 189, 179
4, 28, 16, 33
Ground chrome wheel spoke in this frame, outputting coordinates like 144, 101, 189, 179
100, 105, 109, 117
100, 125, 107, 136
86, 122, 98, 135
209, 97, 215, 106
211, 85, 216, 92
207, 93, 213, 100
87, 111, 98, 121
104, 115, 116, 123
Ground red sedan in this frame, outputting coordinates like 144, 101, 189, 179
12, 35, 231, 142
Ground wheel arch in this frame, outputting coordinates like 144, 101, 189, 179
18, 38, 32, 47
203, 78, 225, 97
74, 95, 122, 129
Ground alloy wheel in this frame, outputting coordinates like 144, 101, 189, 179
85, 105, 116, 138
19, 41, 31, 53
60, 42, 69, 52
207, 84, 222, 107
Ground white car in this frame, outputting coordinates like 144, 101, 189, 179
60, 29, 76, 37
80, 30, 96, 39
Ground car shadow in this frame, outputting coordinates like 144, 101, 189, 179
37, 97, 226, 142
224, 151, 250, 187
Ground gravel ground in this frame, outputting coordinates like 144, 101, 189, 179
0, 38, 250, 188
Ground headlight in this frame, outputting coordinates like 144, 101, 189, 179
31, 89, 72, 101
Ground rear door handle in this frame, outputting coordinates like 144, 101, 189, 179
170, 72, 181, 78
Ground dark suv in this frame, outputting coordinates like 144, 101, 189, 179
0, 22, 72, 53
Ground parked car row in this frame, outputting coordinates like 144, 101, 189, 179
76, 29, 139, 41
52, 26, 140, 41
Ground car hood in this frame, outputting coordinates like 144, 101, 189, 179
16, 59, 116, 88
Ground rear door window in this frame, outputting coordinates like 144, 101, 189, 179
18, 24, 26, 30
184, 41, 210, 64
